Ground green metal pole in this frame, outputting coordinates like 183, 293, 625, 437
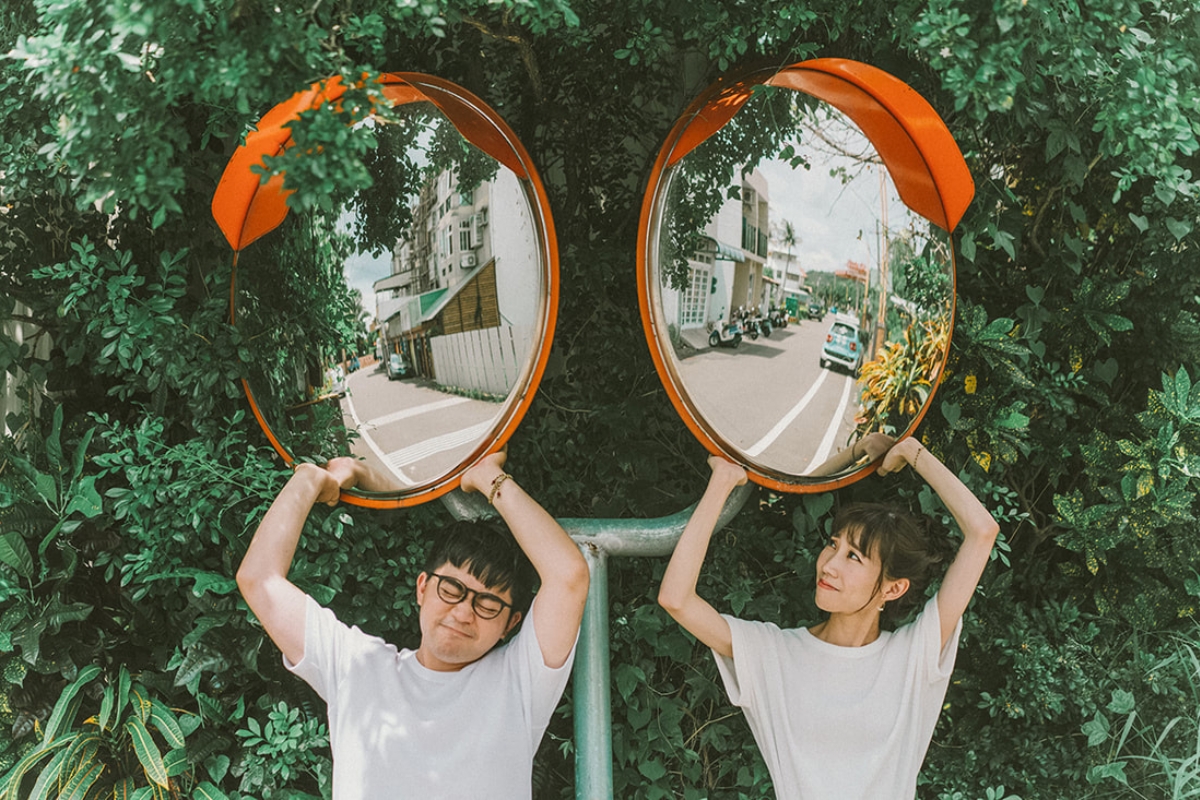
571, 544, 612, 800
558, 483, 752, 800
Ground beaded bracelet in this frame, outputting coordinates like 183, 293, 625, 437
488, 472, 512, 505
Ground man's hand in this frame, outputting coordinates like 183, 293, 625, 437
461, 451, 508, 495
295, 462, 346, 507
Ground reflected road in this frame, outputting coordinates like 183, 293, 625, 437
676, 317, 861, 473
339, 365, 501, 487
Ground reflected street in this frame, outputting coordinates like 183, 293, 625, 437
678, 317, 860, 473
339, 363, 500, 487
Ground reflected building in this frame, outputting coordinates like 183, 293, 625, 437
372, 167, 539, 397
661, 168, 772, 339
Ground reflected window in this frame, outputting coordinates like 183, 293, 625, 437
679, 267, 711, 328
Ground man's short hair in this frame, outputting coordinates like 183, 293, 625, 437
423, 520, 538, 612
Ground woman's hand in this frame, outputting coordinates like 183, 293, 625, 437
876, 437, 924, 476
708, 455, 748, 488
856, 432, 895, 463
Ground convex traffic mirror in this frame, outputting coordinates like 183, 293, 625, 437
638, 59, 974, 492
213, 74, 558, 507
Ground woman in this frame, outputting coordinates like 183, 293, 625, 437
658, 438, 999, 799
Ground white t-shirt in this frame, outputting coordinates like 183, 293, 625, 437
286, 594, 575, 800
713, 596, 961, 800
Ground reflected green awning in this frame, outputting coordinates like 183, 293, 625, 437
697, 235, 746, 262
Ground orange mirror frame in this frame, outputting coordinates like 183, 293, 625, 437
637, 58, 975, 493
213, 73, 559, 508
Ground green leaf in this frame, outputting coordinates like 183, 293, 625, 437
148, 698, 186, 748
193, 783, 230, 800
125, 716, 169, 787
614, 663, 646, 702
56, 758, 103, 800
68, 427, 94, 485
0, 532, 34, 579
33, 472, 58, 508
26, 745, 70, 800
173, 647, 226, 688
191, 572, 238, 597
1082, 711, 1110, 746
941, 402, 962, 428
638, 759, 667, 781
0, 738, 72, 798
1107, 689, 1136, 715
1165, 217, 1193, 241
43, 665, 101, 743
130, 684, 152, 722
1085, 761, 1128, 785
1093, 358, 1118, 386
111, 777, 138, 800
162, 747, 189, 777
62, 475, 103, 519
994, 409, 1031, 430
118, 665, 131, 725
98, 683, 115, 732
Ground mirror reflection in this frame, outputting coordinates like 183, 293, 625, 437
651, 88, 954, 479
234, 102, 546, 495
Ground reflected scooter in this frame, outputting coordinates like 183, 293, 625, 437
740, 307, 772, 340
769, 305, 788, 329
707, 316, 743, 348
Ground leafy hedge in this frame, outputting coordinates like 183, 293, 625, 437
2, 0, 1199, 798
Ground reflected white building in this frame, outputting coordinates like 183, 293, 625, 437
662, 168, 771, 333
372, 166, 539, 395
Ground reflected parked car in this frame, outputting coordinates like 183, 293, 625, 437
819, 315, 862, 374
386, 353, 410, 380
806, 301, 825, 320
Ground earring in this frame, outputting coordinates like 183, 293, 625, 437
877, 604, 885, 611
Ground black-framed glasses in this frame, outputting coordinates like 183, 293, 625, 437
428, 573, 514, 620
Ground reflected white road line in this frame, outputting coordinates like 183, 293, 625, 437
385, 418, 497, 469
343, 392, 415, 486
804, 374, 855, 473
745, 370, 830, 457
364, 397, 470, 429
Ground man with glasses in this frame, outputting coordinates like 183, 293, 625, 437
236, 452, 589, 799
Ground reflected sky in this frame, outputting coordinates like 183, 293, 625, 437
758, 111, 923, 278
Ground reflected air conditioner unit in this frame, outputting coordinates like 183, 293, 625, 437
461, 253, 477, 269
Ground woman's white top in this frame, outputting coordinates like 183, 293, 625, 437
714, 596, 961, 800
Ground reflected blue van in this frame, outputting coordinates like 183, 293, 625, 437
819, 315, 862, 373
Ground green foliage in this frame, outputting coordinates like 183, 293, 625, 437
1053, 367, 1200, 628
1, 0, 1199, 797
0, 664, 202, 799
232, 701, 330, 799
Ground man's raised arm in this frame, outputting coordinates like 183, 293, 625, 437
460, 453, 589, 669
236, 458, 363, 665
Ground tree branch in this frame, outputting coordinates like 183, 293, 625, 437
461, 13, 544, 102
